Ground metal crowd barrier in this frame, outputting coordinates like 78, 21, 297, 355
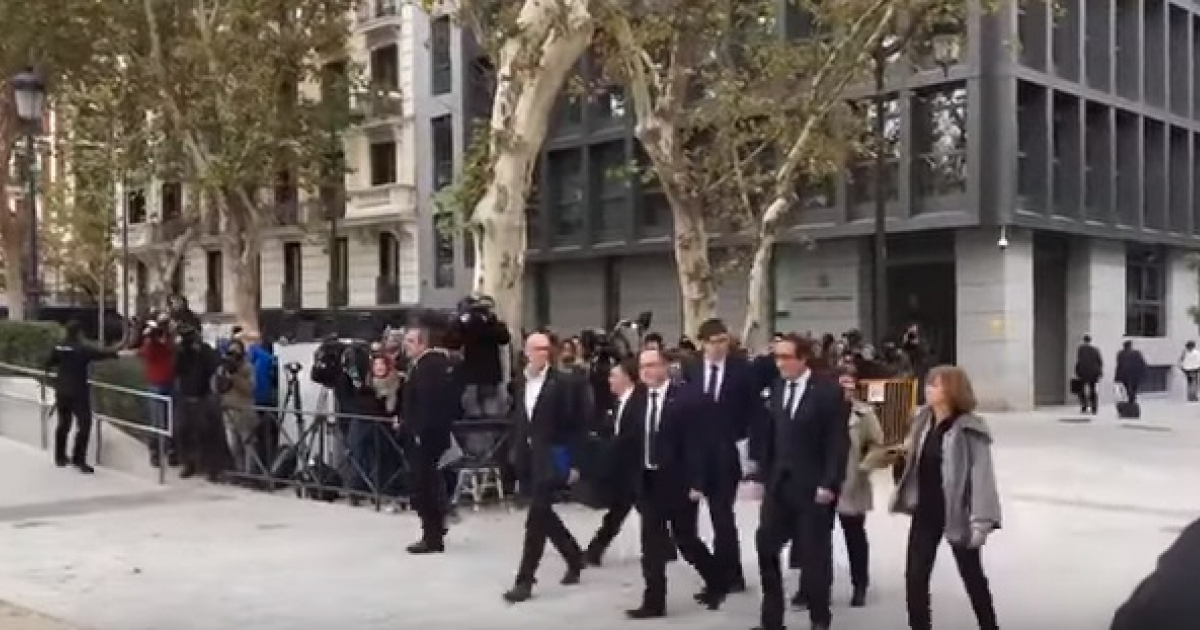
0, 360, 174, 484
856, 377, 920, 445
221, 401, 512, 512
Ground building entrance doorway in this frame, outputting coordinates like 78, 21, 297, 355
888, 262, 956, 366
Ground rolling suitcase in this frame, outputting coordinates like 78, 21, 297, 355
1116, 400, 1140, 419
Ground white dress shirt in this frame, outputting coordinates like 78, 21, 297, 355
613, 387, 633, 435
644, 383, 669, 469
524, 366, 549, 417
783, 370, 811, 418
704, 358, 725, 400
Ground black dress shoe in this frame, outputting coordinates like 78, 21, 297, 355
179, 466, 197, 479
560, 562, 583, 585
693, 587, 726, 610
791, 590, 809, 609
406, 540, 445, 554
54, 457, 68, 468
584, 547, 603, 567
625, 605, 666, 619
73, 462, 95, 475
811, 623, 830, 630
502, 582, 533, 603
850, 585, 867, 607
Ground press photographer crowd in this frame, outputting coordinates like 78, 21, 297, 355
38, 294, 1191, 629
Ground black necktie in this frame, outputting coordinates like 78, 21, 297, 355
647, 390, 661, 468
784, 381, 799, 418
706, 364, 720, 401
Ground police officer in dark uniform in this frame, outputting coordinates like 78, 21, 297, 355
46, 320, 119, 474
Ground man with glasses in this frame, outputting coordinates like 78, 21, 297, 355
683, 317, 759, 594
503, 332, 587, 603
748, 334, 848, 630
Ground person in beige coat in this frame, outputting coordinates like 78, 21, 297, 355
791, 366, 890, 610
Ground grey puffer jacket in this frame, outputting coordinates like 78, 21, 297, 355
889, 407, 1002, 547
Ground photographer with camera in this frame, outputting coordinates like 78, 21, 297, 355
216, 339, 257, 473
455, 295, 511, 418
174, 323, 227, 480
138, 311, 177, 467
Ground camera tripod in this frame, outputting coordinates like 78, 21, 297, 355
268, 371, 341, 501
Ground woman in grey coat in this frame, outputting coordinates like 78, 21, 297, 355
890, 365, 1001, 630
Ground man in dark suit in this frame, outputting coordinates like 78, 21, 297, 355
683, 318, 758, 592
618, 347, 726, 619
401, 325, 461, 554
748, 333, 849, 630
503, 332, 587, 603
584, 357, 641, 565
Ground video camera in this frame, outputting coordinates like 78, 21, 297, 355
311, 335, 347, 388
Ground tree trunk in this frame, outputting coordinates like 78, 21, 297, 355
3, 255, 24, 321
741, 196, 790, 352
670, 197, 716, 340
471, 0, 593, 336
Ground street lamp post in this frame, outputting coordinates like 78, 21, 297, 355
11, 68, 46, 321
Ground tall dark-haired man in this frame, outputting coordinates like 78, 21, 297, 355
749, 333, 849, 630
584, 357, 641, 565
503, 332, 587, 603
401, 325, 460, 554
684, 317, 759, 593
619, 347, 726, 619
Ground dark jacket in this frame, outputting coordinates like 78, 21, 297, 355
400, 350, 460, 455
1111, 517, 1200, 630
509, 367, 587, 491
613, 381, 707, 507
749, 374, 850, 498
1115, 348, 1148, 386
175, 341, 220, 398
682, 356, 761, 495
1075, 343, 1103, 381
459, 317, 511, 386
47, 339, 117, 398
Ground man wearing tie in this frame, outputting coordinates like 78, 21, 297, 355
685, 318, 757, 593
503, 332, 587, 603
584, 358, 639, 565
749, 334, 849, 630
619, 348, 726, 619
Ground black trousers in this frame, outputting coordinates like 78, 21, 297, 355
1076, 378, 1099, 412
838, 513, 870, 590
586, 493, 633, 558
515, 488, 583, 585
176, 396, 228, 475
706, 487, 745, 587
757, 482, 835, 629
407, 444, 446, 543
637, 470, 723, 609
54, 394, 93, 464
905, 516, 999, 630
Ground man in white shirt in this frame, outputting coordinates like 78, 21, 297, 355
503, 332, 588, 604
584, 358, 641, 565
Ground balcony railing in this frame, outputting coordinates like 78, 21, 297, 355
328, 282, 348, 308
346, 182, 415, 220
273, 200, 300, 226
282, 283, 302, 311
155, 218, 191, 241
203, 210, 221, 236
376, 275, 400, 305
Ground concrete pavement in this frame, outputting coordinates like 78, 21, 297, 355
0, 402, 1196, 629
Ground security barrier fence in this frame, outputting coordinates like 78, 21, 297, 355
856, 378, 920, 446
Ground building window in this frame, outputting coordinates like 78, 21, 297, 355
847, 97, 900, 207
431, 16, 452, 95
321, 61, 349, 110
283, 242, 302, 309
331, 237, 349, 307
547, 148, 584, 244
433, 214, 455, 288
378, 232, 400, 304
126, 187, 147, 223
161, 182, 182, 220
432, 115, 454, 190
205, 250, 223, 313
533, 263, 550, 327
370, 44, 400, 92
590, 141, 628, 242
1125, 245, 1166, 337
590, 85, 627, 125
634, 144, 669, 236
912, 84, 967, 199
369, 140, 397, 186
